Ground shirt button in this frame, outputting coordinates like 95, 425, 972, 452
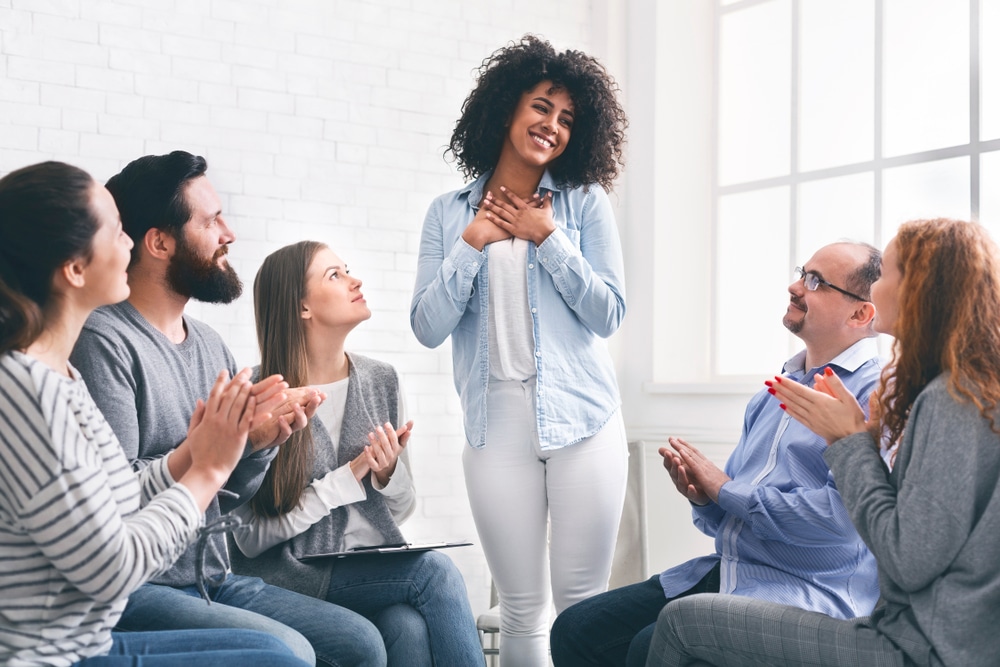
528, 263, 534, 269
535, 351, 541, 357
531, 307, 537, 314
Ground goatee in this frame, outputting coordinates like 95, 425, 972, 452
782, 298, 806, 334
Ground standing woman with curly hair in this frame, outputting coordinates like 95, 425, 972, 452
649, 218, 1000, 666
411, 35, 629, 665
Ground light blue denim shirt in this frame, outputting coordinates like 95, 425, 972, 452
410, 170, 626, 450
659, 337, 883, 620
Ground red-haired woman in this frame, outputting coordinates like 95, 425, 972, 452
648, 218, 1000, 667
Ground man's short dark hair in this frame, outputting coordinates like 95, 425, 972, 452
844, 242, 881, 301
105, 151, 207, 264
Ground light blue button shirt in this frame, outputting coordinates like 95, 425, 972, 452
410, 170, 626, 450
659, 337, 883, 619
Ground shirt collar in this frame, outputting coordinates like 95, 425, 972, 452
460, 169, 558, 210
782, 336, 880, 379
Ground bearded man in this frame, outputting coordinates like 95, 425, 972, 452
71, 151, 387, 666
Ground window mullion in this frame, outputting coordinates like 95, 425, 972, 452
971, 0, 981, 220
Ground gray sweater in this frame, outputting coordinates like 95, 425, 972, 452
825, 374, 1000, 667
230, 354, 405, 598
70, 301, 276, 588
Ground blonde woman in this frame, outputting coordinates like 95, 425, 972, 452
230, 241, 483, 667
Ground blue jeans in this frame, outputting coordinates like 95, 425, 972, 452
74, 629, 309, 666
550, 564, 721, 667
117, 574, 386, 667
324, 550, 484, 667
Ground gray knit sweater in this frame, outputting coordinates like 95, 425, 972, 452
230, 353, 405, 598
825, 374, 1000, 667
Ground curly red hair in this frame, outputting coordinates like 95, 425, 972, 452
878, 218, 1000, 446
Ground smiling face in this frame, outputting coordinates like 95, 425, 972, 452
870, 237, 901, 336
782, 243, 869, 344
300, 247, 370, 334
501, 80, 575, 171
81, 182, 133, 308
165, 175, 243, 303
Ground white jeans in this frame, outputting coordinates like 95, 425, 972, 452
464, 379, 628, 667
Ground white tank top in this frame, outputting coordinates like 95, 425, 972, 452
487, 237, 537, 381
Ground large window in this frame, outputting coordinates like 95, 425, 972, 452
714, 0, 1000, 377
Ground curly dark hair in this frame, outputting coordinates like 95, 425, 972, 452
448, 35, 628, 191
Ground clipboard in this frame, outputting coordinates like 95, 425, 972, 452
298, 541, 473, 561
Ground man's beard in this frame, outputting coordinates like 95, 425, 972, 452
166, 233, 243, 304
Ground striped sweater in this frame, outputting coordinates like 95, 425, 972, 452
0, 351, 202, 666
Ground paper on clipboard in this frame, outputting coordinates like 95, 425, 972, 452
297, 541, 473, 561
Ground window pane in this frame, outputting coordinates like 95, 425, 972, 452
718, 0, 791, 185
983, 0, 1000, 141
797, 173, 875, 261
716, 187, 791, 376
882, 157, 970, 237
883, 0, 969, 156
979, 151, 1000, 240
799, 0, 874, 171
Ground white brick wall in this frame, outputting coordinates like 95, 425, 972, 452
0, 0, 604, 617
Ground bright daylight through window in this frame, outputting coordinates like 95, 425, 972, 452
714, 0, 1000, 377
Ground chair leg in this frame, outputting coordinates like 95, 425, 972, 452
479, 628, 500, 666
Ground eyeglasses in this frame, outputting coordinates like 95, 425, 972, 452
794, 267, 866, 301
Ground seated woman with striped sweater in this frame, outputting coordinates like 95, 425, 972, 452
0, 161, 307, 667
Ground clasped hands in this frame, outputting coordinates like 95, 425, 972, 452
240, 378, 413, 488
462, 186, 556, 250
184, 369, 326, 459
660, 437, 731, 506
248, 378, 326, 451
660, 369, 880, 508
176, 370, 325, 505
349, 420, 414, 487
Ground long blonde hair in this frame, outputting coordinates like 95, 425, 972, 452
248, 241, 326, 517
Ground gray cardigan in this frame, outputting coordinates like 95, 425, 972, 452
230, 353, 405, 598
825, 374, 1000, 667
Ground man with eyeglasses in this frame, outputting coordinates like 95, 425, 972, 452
551, 242, 883, 667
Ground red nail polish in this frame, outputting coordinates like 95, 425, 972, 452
824, 367, 834, 376
767, 388, 776, 395
779, 403, 786, 410
764, 380, 773, 387
775, 377, 783, 383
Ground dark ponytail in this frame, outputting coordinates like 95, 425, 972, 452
0, 161, 98, 353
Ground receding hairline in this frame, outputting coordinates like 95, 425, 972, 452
825, 240, 881, 300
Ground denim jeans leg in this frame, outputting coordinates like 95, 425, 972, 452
372, 603, 432, 667
115, 582, 315, 664
73, 629, 310, 666
550, 575, 670, 667
324, 550, 484, 667
215, 573, 387, 667
551, 563, 721, 667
